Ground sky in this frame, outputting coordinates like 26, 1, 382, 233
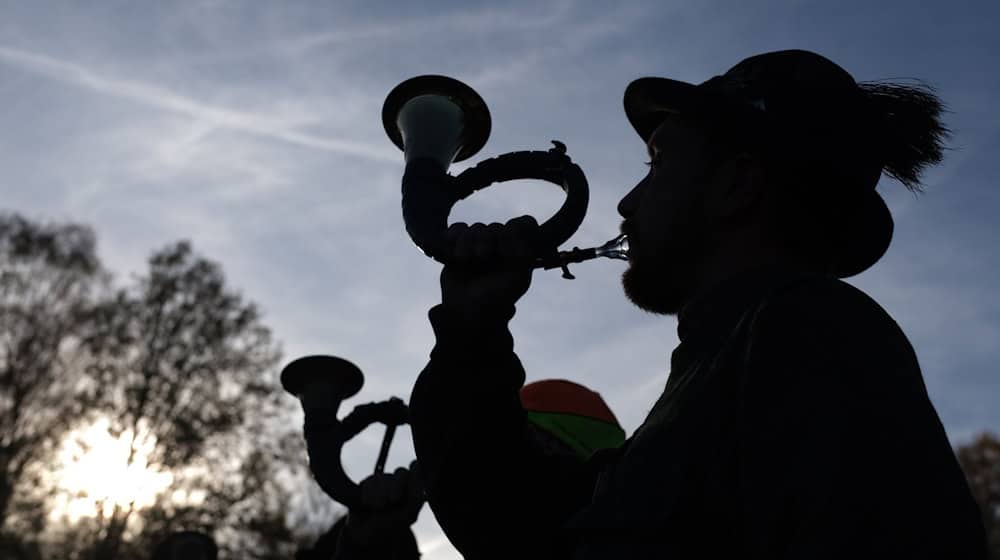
2, 0, 998, 557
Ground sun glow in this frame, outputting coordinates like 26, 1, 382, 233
48, 418, 174, 523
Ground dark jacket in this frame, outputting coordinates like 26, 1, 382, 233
409, 271, 987, 559
296, 517, 420, 560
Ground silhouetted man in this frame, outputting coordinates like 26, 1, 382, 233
300, 380, 625, 559
293, 461, 423, 560
408, 50, 988, 559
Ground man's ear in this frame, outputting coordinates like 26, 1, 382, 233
705, 152, 765, 222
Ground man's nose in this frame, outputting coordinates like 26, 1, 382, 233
618, 182, 642, 218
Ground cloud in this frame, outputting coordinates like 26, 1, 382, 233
0, 45, 397, 163
271, 0, 577, 57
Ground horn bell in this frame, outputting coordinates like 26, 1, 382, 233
280, 354, 364, 399
382, 75, 491, 170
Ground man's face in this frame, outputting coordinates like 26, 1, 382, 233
617, 114, 719, 315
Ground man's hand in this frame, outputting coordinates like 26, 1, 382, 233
343, 461, 425, 545
440, 215, 539, 312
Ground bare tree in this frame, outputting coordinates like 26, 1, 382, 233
77, 241, 295, 559
957, 432, 1000, 559
0, 213, 104, 540
1, 213, 318, 559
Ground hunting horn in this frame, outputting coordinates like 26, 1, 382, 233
281, 355, 410, 510
382, 75, 628, 279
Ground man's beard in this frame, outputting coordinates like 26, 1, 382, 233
622, 235, 703, 316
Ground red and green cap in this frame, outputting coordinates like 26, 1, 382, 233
520, 379, 626, 459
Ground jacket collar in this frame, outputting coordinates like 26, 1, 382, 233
676, 267, 818, 346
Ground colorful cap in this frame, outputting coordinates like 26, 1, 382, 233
520, 379, 626, 459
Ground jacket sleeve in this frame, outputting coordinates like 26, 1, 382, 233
332, 523, 419, 560
408, 303, 599, 558
736, 281, 987, 559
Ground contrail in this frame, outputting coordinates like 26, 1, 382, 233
275, 0, 575, 57
0, 45, 398, 163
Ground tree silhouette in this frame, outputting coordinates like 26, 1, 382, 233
957, 433, 1000, 559
1, 213, 319, 559
78, 240, 286, 558
0, 213, 104, 541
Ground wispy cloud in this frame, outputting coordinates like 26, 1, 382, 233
271, 0, 577, 58
0, 45, 397, 163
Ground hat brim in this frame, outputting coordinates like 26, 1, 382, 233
831, 188, 894, 278
623, 77, 893, 278
624, 77, 707, 143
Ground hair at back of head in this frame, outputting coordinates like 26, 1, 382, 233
858, 80, 950, 193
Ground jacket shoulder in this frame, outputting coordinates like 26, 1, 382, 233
755, 275, 906, 341
747, 274, 925, 401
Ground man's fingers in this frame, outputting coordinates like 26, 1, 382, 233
452, 221, 505, 262
359, 469, 410, 510
450, 222, 472, 258
454, 222, 490, 259
507, 214, 539, 230
387, 468, 410, 506
359, 473, 386, 509
499, 215, 538, 260
446, 222, 468, 246
405, 461, 425, 503
476, 223, 503, 259
448, 216, 541, 263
